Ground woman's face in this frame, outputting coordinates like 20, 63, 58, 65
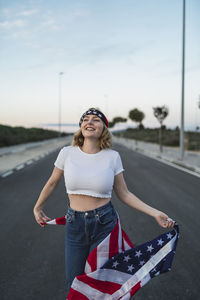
81, 114, 104, 139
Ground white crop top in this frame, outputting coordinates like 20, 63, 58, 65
54, 145, 125, 198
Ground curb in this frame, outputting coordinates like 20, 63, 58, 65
0, 148, 59, 178
113, 137, 200, 178
0, 136, 73, 157
0, 136, 73, 178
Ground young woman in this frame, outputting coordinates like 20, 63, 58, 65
33, 107, 174, 296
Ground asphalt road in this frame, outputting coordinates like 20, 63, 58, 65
0, 143, 199, 300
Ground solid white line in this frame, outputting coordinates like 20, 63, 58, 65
140, 151, 200, 179
116, 141, 200, 179
1, 170, 13, 178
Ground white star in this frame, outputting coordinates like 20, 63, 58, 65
151, 267, 157, 273
139, 260, 145, 266
112, 261, 119, 268
166, 233, 173, 239
147, 244, 154, 253
127, 265, 135, 272
93, 111, 97, 114
135, 250, 142, 258
124, 255, 131, 262
155, 271, 160, 276
157, 238, 164, 246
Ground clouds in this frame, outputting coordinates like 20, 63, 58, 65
18, 9, 38, 17
0, 19, 26, 29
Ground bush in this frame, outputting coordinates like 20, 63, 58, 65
0, 124, 69, 147
113, 128, 200, 150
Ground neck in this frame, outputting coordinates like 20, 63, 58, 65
81, 138, 101, 154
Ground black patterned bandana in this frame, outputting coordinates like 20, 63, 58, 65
79, 108, 109, 127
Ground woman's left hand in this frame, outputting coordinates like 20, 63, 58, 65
154, 211, 175, 228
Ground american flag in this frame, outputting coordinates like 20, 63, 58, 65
42, 215, 179, 299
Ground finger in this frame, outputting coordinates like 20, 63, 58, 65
40, 213, 51, 222
161, 220, 168, 228
167, 217, 175, 223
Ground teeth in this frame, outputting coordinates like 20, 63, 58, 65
86, 128, 95, 131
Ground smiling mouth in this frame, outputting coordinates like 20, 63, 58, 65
85, 128, 95, 131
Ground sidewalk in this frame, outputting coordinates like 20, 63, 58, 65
0, 136, 73, 177
1, 135, 199, 178
112, 136, 200, 176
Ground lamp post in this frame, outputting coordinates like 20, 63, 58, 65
180, 0, 186, 160
58, 72, 64, 137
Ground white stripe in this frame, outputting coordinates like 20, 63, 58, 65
120, 292, 131, 300
97, 233, 112, 269
16, 164, 24, 170
115, 212, 123, 253
124, 239, 132, 251
46, 219, 56, 225
87, 269, 132, 285
118, 220, 123, 252
85, 216, 124, 273
26, 160, 33, 165
71, 277, 111, 299
110, 232, 177, 299
1, 170, 13, 177
140, 273, 151, 287
84, 261, 92, 274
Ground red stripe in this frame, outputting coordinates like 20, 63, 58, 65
129, 281, 141, 296
67, 287, 89, 299
118, 282, 141, 299
76, 274, 122, 295
109, 219, 119, 259
122, 229, 134, 248
55, 216, 66, 225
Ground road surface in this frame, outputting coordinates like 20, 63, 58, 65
0, 143, 199, 299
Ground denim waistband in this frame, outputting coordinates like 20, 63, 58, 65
68, 200, 114, 215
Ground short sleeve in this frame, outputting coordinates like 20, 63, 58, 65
54, 148, 65, 170
114, 152, 125, 176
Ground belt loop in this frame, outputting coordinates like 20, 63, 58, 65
94, 207, 99, 217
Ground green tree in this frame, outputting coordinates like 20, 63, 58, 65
128, 108, 145, 128
109, 116, 127, 128
153, 105, 169, 153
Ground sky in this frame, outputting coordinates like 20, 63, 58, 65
0, 0, 200, 132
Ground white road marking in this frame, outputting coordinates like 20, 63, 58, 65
16, 164, 24, 170
1, 170, 14, 178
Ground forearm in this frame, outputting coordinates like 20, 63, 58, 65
123, 191, 160, 218
34, 182, 57, 211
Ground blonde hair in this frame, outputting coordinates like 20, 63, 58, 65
72, 107, 112, 149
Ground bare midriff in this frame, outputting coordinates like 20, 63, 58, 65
68, 194, 111, 211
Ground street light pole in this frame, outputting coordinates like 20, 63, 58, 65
180, 0, 186, 160
58, 72, 64, 137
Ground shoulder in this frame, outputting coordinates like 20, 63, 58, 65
103, 148, 120, 158
62, 145, 73, 151
58, 145, 74, 154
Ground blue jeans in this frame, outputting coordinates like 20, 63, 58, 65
65, 200, 118, 296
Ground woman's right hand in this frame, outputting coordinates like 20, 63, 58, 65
33, 207, 51, 227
